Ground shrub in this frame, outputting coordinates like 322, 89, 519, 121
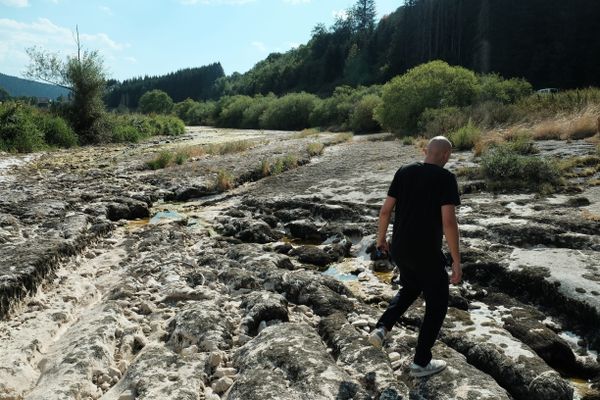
563, 116, 598, 140
216, 169, 235, 191
260, 92, 319, 130
478, 74, 532, 104
331, 132, 353, 144
376, 60, 479, 133
241, 94, 276, 129
307, 142, 325, 156
0, 102, 45, 152
417, 107, 467, 137
504, 130, 536, 154
260, 159, 271, 177
35, 113, 78, 148
402, 136, 415, 145
216, 95, 253, 128
481, 146, 561, 191
139, 90, 174, 115
146, 151, 175, 170
349, 94, 382, 133
448, 120, 481, 151
153, 115, 185, 136
533, 121, 563, 140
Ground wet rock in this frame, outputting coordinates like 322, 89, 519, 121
167, 301, 235, 352
166, 185, 216, 201
240, 291, 289, 336
106, 198, 150, 221
228, 323, 368, 400
285, 220, 325, 242
290, 240, 351, 269
218, 218, 283, 244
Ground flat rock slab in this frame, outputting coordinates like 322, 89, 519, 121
507, 248, 600, 315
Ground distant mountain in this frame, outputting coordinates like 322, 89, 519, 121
0, 73, 70, 99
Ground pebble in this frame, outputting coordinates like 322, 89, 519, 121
100, 382, 111, 391
117, 360, 129, 374
108, 366, 122, 379
211, 376, 233, 394
351, 319, 369, 328
209, 351, 223, 367
388, 352, 401, 363
214, 367, 237, 378
237, 334, 252, 345
181, 345, 199, 357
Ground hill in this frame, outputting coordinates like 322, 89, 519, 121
0, 73, 69, 99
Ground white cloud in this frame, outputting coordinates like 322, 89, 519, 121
251, 41, 267, 53
0, 17, 130, 77
0, 0, 29, 8
99, 5, 113, 15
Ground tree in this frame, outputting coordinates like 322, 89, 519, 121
350, 0, 376, 33
25, 26, 107, 143
139, 90, 174, 114
0, 86, 10, 101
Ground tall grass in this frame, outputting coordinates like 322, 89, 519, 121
448, 120, 481, 150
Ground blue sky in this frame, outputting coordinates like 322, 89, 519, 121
0, 0, 400, 82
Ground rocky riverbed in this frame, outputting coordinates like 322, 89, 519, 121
1, 127, 599, 400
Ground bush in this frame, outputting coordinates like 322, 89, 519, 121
109, 113, 184, 143
306, 142, 324, 156
448, 120, 481, 150
153, 115, 185, 136
34, 113, 78, 148
0, 102, 46, 152
376, 60, 479, 133
350, 94, 382, 133
146, 151, 175, 170
481, 146, 561, 191
241, 94, 276, 129
260, 92, 319, 130
216, 95, 253, 128
139, 90, 174, 115
478, 74, 532, 104
417, 107, 467, 137
504, 130, 536, 154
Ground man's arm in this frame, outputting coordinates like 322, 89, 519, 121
377, 196, 396, 252
442, 204, 461, 285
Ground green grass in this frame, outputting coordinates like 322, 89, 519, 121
448, 120, 481, 151
216, 169, 235, 191
146, 151, 175, 170
306, 142, 325, 156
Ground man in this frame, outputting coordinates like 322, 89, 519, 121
368, 136, 461, 378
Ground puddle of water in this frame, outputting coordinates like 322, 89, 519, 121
322, 266, 359, 282
150, 210, 186, 225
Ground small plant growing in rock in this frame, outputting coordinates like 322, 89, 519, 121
332, 132, 353, 144
260, 159, 271, 177
448, 120, 481, 151
146, 151, 175, 170
306, 142, 324, 156
216, 169, 235, 191
481, 145, 561, 191
402, 136, 414, 146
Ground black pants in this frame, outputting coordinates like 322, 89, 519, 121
375, 256, 449, 367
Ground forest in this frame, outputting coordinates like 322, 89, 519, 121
104, 0, 600, 108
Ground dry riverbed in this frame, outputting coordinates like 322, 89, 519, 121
1, 127, 600, 400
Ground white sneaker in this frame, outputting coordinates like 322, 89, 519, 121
368, 327, 387, 349
409, 359, 447, 377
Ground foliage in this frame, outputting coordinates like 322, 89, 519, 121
34, 113, 78, 148
146, 151, 175, 170
216, 169, 235, 191
242, 94, 276, 128
139, 90, 174, 115
0, 86, 10, 101
25, 32, 108, 144
448, 120, 481, 151
105, 63, 225, 109
417, 107, 467, 137
215, 95, 253, 128
109, 113, 185, 143
480, 145, 561, 192
306, 142, 325, 156
0, 102, 45, 152
349, 94, 382, 133
260, 92, 319, 130
376, 61, 479, 133
174, 99, 216, 126
477, 74, 532, 104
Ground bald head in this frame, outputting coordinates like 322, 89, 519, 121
424, 136, 453, 167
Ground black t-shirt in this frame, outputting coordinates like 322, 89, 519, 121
387, 162, 460, 266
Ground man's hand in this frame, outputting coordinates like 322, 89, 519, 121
376, 240, 390, 253
450, 261, 462, 285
